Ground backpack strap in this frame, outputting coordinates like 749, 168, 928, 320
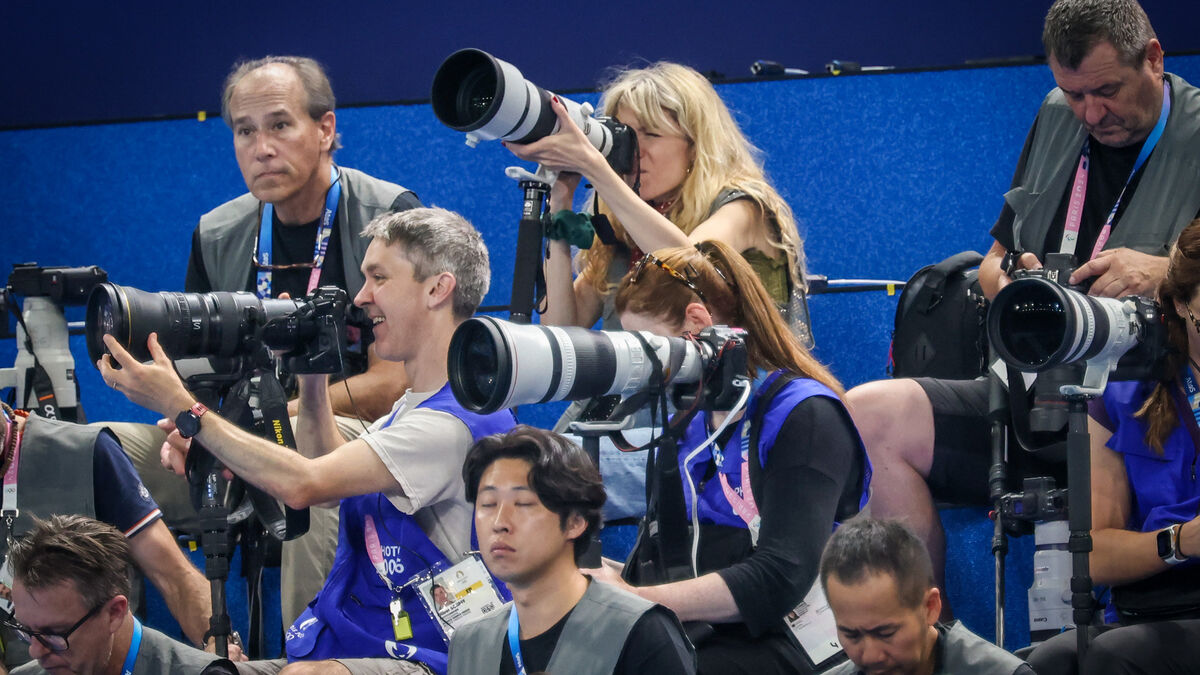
909, 250, 984, 315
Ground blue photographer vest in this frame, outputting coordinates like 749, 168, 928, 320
678, 372, 870, 530
284, 385, 516, 673
1101, 379, 1200, 534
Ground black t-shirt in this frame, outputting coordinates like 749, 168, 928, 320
184, 209, 345, 296
498, 603, 694, 675
183, 210, 369, 378
716, 395, 865, 636
990, 115, 1146, 262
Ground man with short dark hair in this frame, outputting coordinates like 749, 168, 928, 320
5, 514, 217, 674
102, 207, 516, 675
847, 0, 1200, 611
107, 54, 422, 626
448, 426, 695, 675
0, 403, 212, 664
819, 519, 1031, 675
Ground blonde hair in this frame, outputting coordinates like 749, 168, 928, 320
579, 62, 805, 296
614, 240, 841, 396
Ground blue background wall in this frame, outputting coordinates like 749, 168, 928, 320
7, 55, 1200, 653
4, 0, 1200, 129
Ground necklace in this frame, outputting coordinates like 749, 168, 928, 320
651, 195, 678, 214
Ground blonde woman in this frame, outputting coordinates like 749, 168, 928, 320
505, 62, 808, 341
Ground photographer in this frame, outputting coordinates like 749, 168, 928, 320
585, 240, 869, 674
104, 55, 422, 625
1026, 218, 1200, 672
99, 208, 516, 675
506, 61, 809, 524
0, 405, 213, 663
846, 0, 1200, 612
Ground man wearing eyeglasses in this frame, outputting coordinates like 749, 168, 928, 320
6, 514, 218, 674
106, 55, 422, 627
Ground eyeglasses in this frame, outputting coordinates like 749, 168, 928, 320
629, 254, 707, 304
250, 255, 316, 272
4, 599, 109, 653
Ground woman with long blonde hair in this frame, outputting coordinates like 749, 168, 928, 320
505, 62, 808, 340
587, 240, 868, 674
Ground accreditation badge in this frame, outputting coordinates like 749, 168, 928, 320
413, 553, 504, 643
783, 579, 845, 669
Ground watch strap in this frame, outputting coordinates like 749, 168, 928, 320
1163, 524, 1189, 565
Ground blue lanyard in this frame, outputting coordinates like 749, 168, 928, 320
1181, 365, 1200, 430
506, 607, 528, 675
255, 164, 342, 299
121, 618, 142, 675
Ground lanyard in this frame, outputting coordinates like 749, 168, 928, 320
713, 422, 759, 527
363, 514, 402, 596
1060, 79, 1171, 259
122, 618, 142, 675
506, 607, 529, 675
2, 411, 25, 529
255, 164, 342, 299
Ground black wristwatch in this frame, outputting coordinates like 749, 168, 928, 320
175, 402, 209, 439
1157, 523, 1188, 565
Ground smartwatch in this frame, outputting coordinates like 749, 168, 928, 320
175, 402, 209, 439
1157, 523, 1188, 565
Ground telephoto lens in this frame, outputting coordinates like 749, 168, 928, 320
85, 283, 300, 364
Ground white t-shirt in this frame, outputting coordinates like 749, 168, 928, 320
360, 388, 475, 562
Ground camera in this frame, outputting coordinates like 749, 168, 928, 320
431, 48, 638, 175
85, 284, 350, 375
447, 316, 748, 414
987, 253, 1168, 396
0, 264, 109, 420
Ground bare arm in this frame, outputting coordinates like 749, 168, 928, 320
129, 520, 210, 645
585, 559, 741, 623
100, 333, 400, 509
979, 240, 1043, 301
540, 173, 606, 328
1088, 417, 1171, 586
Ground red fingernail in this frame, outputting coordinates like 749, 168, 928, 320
553, 96, 560, 104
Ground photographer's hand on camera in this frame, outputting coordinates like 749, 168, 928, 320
98, 333, 197, 421
981, 242, 1043, 300
1069, 247, 1168, 298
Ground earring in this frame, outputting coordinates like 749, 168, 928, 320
1188, 307, 1200, 334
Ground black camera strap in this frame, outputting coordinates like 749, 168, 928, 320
256, 370, 310, 541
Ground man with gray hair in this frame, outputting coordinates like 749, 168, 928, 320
846, 0, 1200, 615
820, 519, 1031, 675
99, 208, 517, 674
5, 514, 217, 674
108, 54, 422, 626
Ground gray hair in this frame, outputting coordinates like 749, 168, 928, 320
819, 518, 934, 609
9, 515, 132, 611
361, 207, 491, 319
220, 55, 343, 151
1043, 0, 1156, 69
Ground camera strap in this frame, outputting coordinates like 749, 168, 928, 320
1060, 79, 1171, 260
255, 164, 342, 299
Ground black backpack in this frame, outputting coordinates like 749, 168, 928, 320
890, 251, 988, 380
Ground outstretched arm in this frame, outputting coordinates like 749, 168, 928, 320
99, 333, 399, 509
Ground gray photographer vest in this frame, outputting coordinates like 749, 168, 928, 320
1007, 73, 1200, 259
197, 167, 415, 300
448, 579, 658, 675
1, 414, 96, 558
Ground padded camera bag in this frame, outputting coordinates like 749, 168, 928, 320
890, 251, 988, 379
